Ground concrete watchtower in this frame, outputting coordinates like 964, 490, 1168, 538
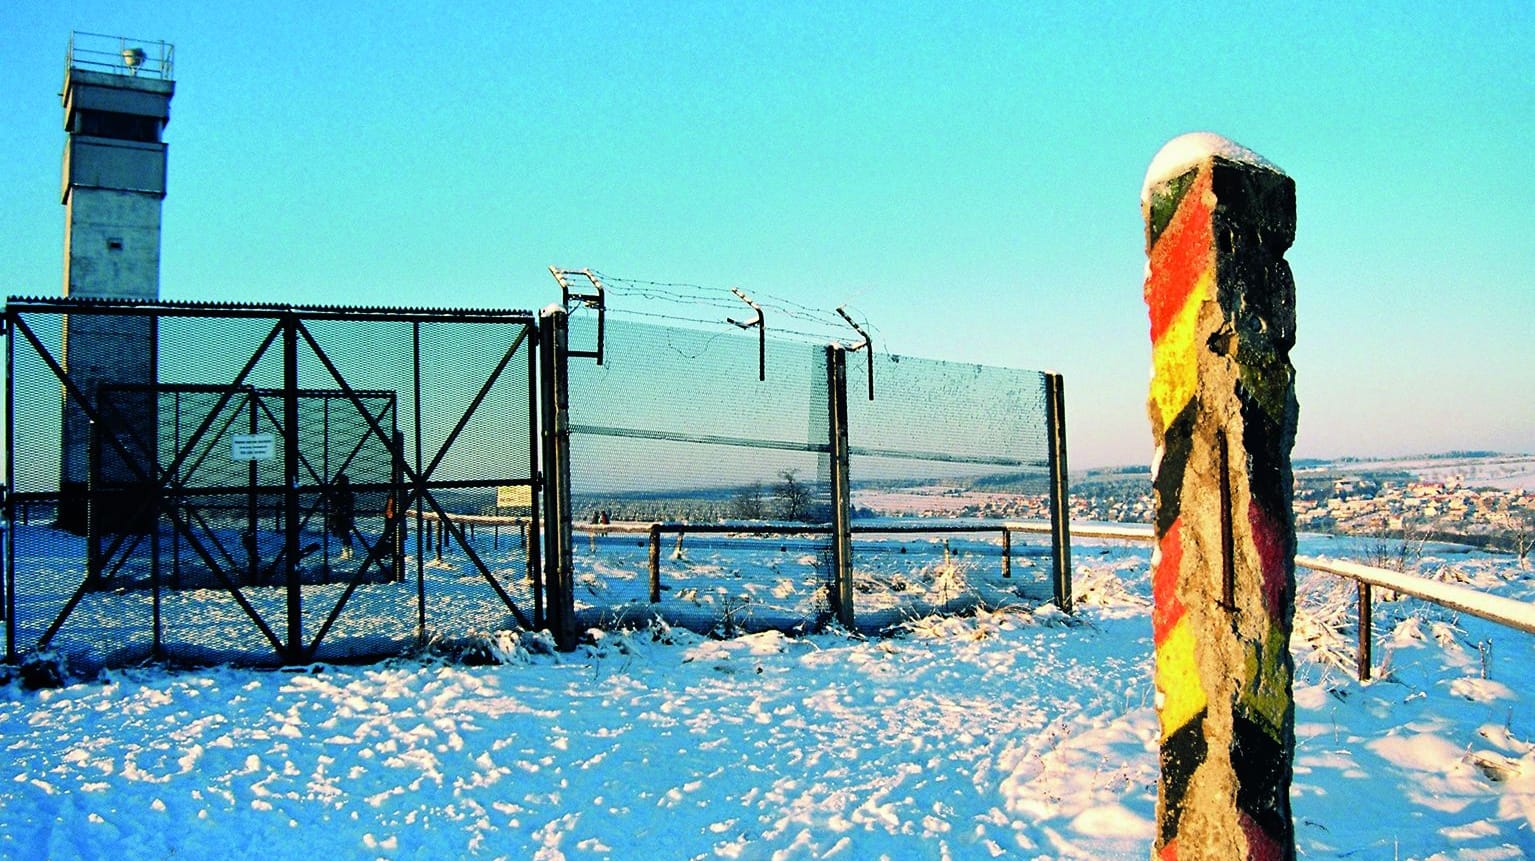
57, 32, 174, 534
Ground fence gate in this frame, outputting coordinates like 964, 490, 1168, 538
3, 298, 540, 671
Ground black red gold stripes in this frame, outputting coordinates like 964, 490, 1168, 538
1144, 135, 1298, 861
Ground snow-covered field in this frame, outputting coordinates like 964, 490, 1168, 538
2, 535, 1532, 860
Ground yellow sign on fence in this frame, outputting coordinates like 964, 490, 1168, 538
496, 485, 532, 509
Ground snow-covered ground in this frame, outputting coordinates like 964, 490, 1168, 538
2, 535, 1532, 860
2, 519, 1056, 672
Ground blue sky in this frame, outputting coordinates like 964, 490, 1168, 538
3, 1, 1531, 468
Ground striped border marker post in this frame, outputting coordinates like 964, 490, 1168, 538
1142, 133, 1298, 861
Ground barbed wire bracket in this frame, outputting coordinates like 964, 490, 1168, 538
836, 306, 874, 400
726, 287, 766, 381
549, 267, 606, 365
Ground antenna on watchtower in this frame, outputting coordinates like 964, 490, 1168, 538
726, 288, 765, 381
548, 267, 606, 365
836, 307, 874, 401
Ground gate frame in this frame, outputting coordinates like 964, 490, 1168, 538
3, 297, 541, 667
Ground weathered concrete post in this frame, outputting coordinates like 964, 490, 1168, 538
1142, 133, 1298, 861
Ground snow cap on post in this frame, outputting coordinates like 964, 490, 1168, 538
1143, 132, 1299, 861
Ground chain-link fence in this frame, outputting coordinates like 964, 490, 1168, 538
4, 297, 1069, 669
546, 311, 1069, 638
845, 351, 1061, 628
563, 315, 837, 634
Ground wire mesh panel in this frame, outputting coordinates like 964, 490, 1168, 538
386, 318, 538, 647
6, 304, 165, 670
565, 315, 835, 633
6, 295, 1066, 665
846, 352, 1055, 625
3, 300, 537, 671
280, 316, 419, 662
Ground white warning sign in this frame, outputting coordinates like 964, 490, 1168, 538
230, 433, 275, 461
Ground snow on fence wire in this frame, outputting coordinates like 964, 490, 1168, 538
1064, 522, 1535, 679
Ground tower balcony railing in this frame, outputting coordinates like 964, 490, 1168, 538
66, 31, 174, 81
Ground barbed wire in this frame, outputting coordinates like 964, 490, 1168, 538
588, 269, 890, 354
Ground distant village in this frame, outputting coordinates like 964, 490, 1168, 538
1291, 474, 1531, 543
860, 455, 1535, 558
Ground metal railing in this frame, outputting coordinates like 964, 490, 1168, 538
1075, 522, 1535, 679
582, 520, 1065, 607
1297, 555, 1535, 679
67, 31, 175, 80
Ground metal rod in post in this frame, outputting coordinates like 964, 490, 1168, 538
1218, 429, 1236, 612
648, 524, 662, 603
826, 345, 855, 629
1043, 372, 1073, 611
282, 314, 302, 664
1357, 581, 1373, 681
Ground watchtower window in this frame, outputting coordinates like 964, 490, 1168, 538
72, 109, 161, 143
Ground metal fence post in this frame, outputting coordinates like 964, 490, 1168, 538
391, 429, 405, 584
1357, 581, 1373, 681
526, 320, 544, 628
1043, 372, 1073, 611
3, 312, 12, 654
648, 524, 662, 603
538, 308, 577, 651
282, 312, 303, 664
412, 322, 427, 641
247, 391, 259, 584
826, 345, 855, 630
86, 421, 99, 584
